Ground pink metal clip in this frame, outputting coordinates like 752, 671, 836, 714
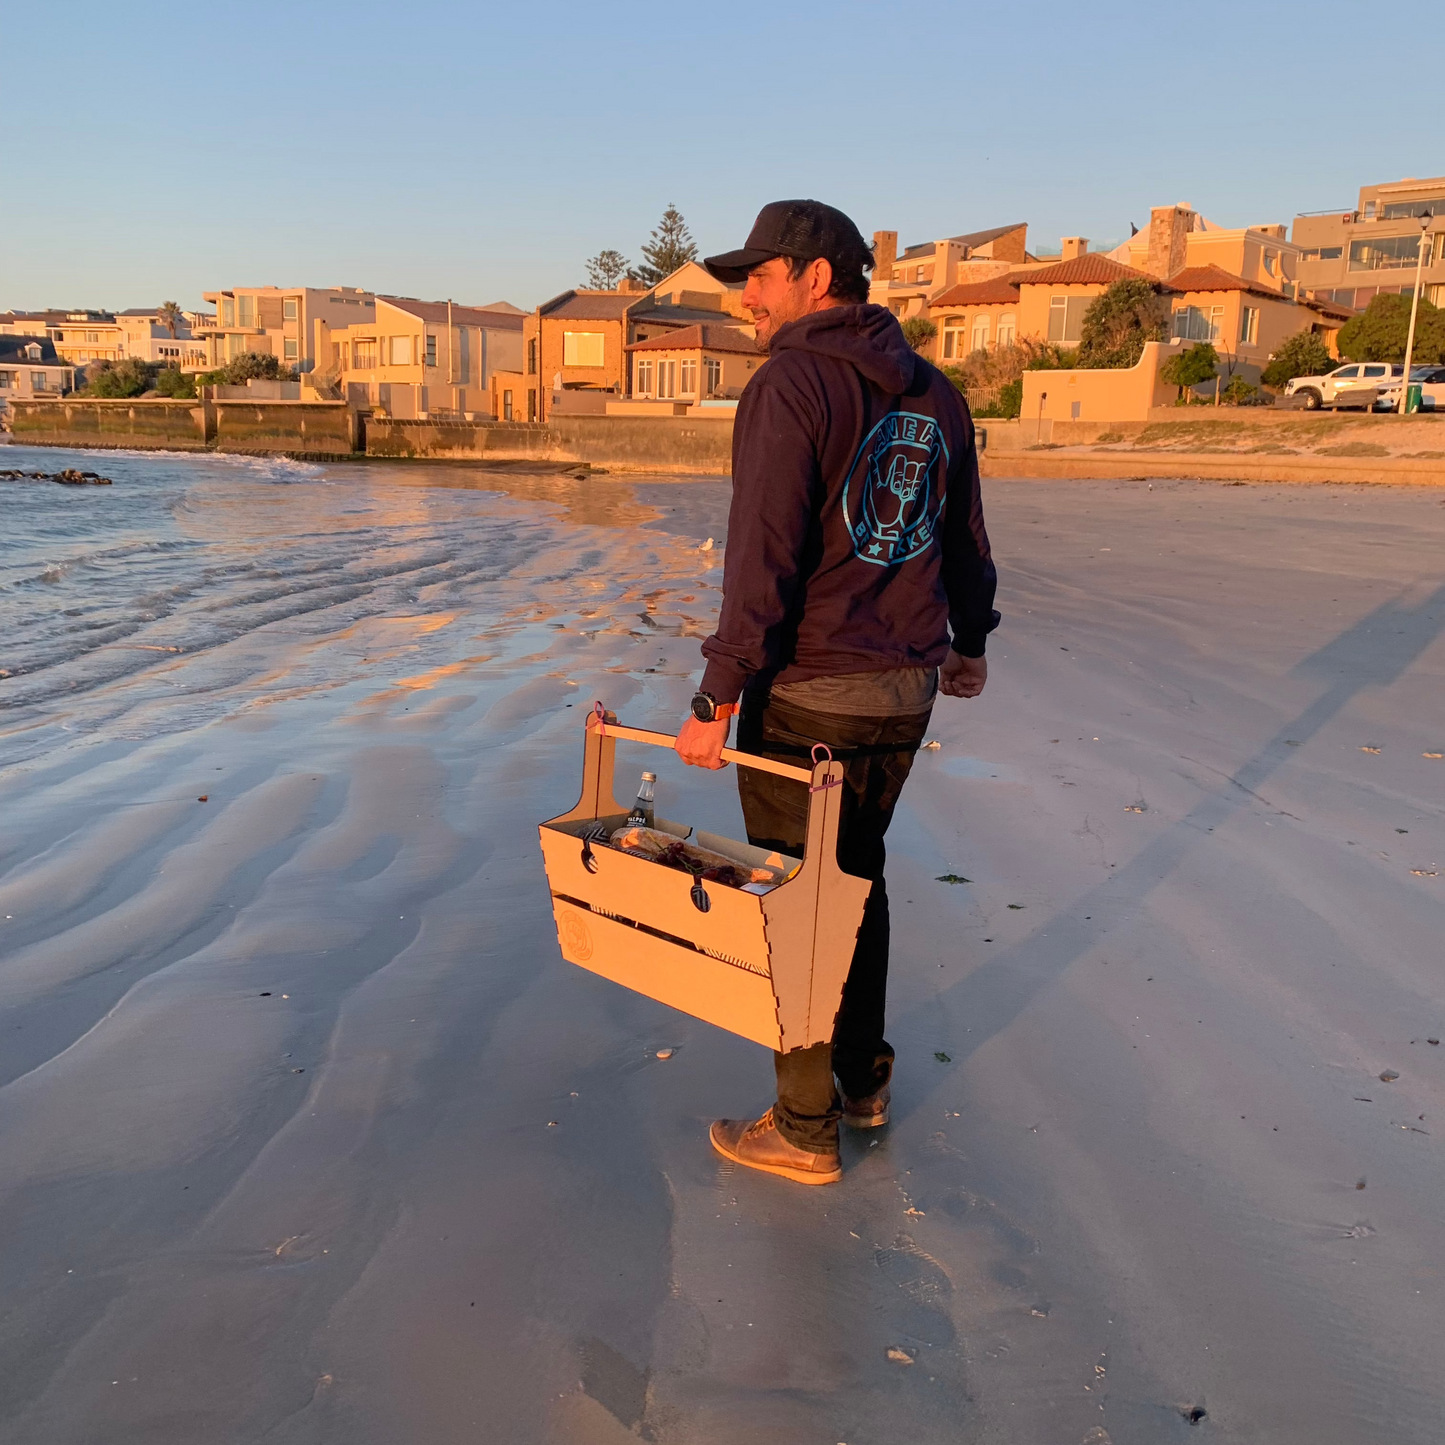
809, 742, 841, 793
592, 700, 607, 735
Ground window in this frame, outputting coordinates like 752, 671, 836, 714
1263, 251, 1277, 276
237, 295, 254, 328
704, 357, 722, 395
1362, 364, 1388, 379
1333, 365, 1360, 380
941, 317, 965, 359
1363, 201, 1377, 220
656, 359, 676, 398
680, 358, 697, 395
283, 338, 298, 360
353, 339, 377, 369
32, 371, 47, 390
86, 331, 99, 343
221, 297, 235, 327
1381, 199, 1437, 220
1349, 234, 1425, 271
389, 336, 413, 366
563, 331, 605, 367
1303, 246, 1343, 261
1047, 294, 1090, 343
1173, 305, 1225, 343
997, 313, 1016, 347
0, 371, 12, 388
425, 333, 438, 366
503, 389, 513, 421
971, 316, 990, 352
283, 298, 298, 320
1239, 306, 1259, 345
527, 388, 537, 422
526, 338, 537, 375
915, 266, 926, 283
635, 359, 653, 395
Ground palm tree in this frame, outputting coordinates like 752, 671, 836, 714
157, 301, 184, 339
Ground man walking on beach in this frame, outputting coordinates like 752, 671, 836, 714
675, 200, 999, 1184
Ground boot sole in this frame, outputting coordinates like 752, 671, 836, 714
709, 1128, 842, 1185
842, 1109, 889, 1129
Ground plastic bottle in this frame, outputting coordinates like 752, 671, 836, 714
627, 771, 657, 829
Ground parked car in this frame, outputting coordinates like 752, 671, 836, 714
1284, 362, 1405, 410
1378, 364, 1445, 412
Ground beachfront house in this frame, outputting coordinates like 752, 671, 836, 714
626, 323, 762, 406
0, 335, 75, 415
327, 296, 525, 419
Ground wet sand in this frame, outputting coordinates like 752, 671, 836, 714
2, 462, 1443, 1443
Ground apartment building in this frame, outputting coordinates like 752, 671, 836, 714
326, 296, 524, 417
1292, 175, 1445, 309
869, 223, 1032, 318
199, 286, 375, 372
0, 308, 211, 372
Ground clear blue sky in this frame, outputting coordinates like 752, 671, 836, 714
2, 0, 1439, 314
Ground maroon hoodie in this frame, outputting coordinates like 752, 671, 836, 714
699, 303, 999, 706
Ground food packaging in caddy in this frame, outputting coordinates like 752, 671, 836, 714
538, 708, 870, 1050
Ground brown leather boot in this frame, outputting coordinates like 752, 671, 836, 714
842, 1083, 890, 1129
709, 1108, 842, 1185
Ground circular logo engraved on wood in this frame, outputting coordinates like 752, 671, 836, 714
559, 909, 594, 961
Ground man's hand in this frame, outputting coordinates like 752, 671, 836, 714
675, 713, 731, 769
940, 652, 987, 699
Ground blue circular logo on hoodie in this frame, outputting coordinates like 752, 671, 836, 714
842, 410, 948, 566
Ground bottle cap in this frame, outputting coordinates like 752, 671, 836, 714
641, 771, 657, 781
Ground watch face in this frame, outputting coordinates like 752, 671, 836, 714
691, 694, 714, 722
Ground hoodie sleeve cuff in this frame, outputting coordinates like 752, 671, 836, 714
950, 635, 987, 659
699, 658, 748, 707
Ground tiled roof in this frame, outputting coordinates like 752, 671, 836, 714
538, 291, 634, 320
1166, 265, 1284, 299
930, 277, 1023, 308
1017, 254, 1162, 288
379, 296, 525, 329
899, 222, 1026, 261
626, 323, 760, 355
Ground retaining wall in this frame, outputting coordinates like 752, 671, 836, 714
9, 399, 209, 450
364, 415, 735, 473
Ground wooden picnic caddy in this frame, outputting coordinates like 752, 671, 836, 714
538, 707, 870, 1051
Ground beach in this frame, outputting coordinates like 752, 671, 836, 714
1, 447, 1442, 1444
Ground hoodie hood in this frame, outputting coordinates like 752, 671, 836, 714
767, 303, 917, 394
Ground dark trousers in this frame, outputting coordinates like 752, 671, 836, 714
735, 691, 932, 1152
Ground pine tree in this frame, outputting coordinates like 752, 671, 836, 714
630, 204, 698, 287
584, 250, 629, 290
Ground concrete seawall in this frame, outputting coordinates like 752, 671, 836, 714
8, 398, 1444, 484
364, 415, 735, 473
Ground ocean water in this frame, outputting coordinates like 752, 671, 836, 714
0, 445, 718, 774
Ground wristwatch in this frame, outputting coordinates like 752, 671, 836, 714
690, 691, 736, 723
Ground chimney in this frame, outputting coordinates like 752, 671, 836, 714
872, 230, 898, 279
1061, 236, 1089, 262
617, 277, 646, 295
1144, 205, 1195, 279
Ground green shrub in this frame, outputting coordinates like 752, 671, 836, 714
1220, 376, 1258, 405
1335, 293, 1445, 364
1160, 343, 1219, 400
1077, 279, 1170, 369
1260, 330, 1336, 389
154, 366, 196, 398
83, 357, 155, 397
901, 316, 938, 353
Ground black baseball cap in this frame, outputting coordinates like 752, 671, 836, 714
703, 199, 873, 284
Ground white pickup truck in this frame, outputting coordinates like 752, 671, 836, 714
1283, 363, 1404, 410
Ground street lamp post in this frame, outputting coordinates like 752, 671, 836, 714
1398, 212, 1434, 414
